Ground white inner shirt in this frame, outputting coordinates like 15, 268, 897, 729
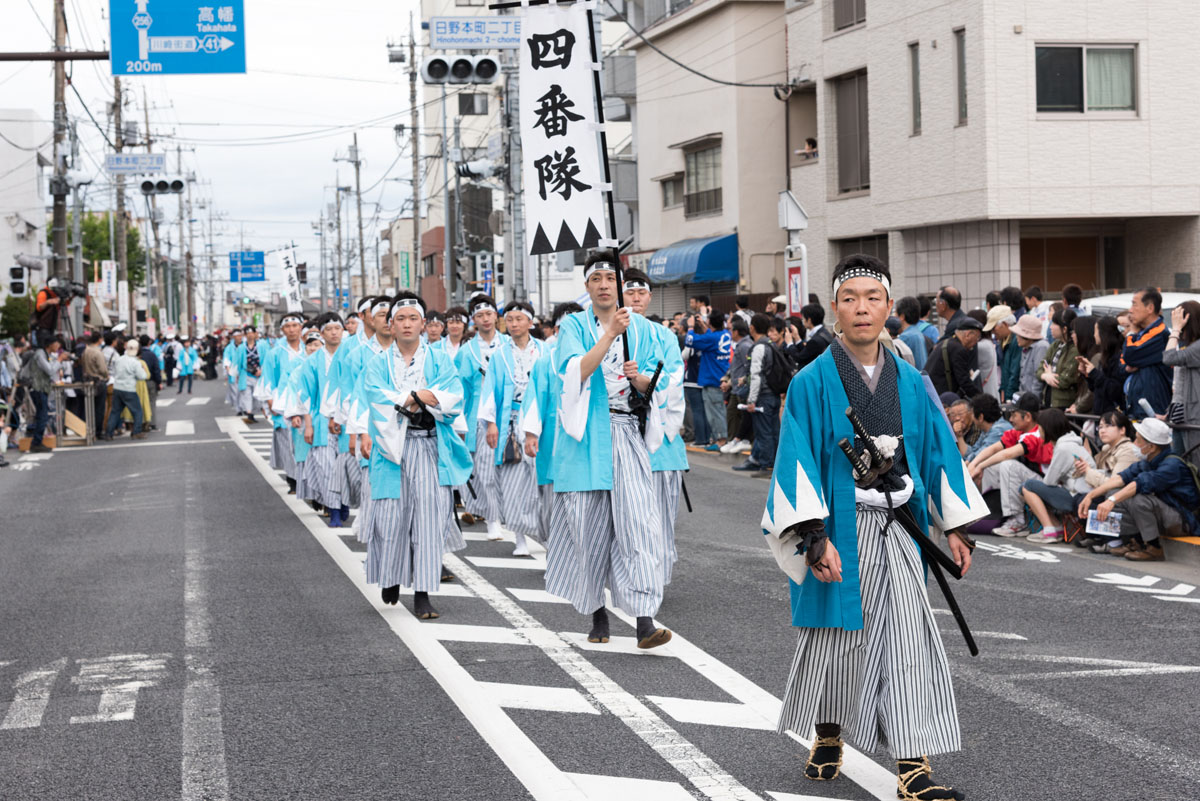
596, 317, 631, 411
511, 339, 538, 405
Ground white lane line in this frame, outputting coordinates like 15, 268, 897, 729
167, 420, 196, 436
0, 658, 68, 729
564, 772, 696, 801
507, 588, 571, 604
425, 624, 528, 645
397, 583, 474, 598
52, 438, 230, 452
157, 399, 176, 407
1158, 596, 1200, 604
464, 555, 546, 571
1007, 666, 1200, 679
224, 428, 589, 801
647, 697, 775, 730
186, 397, 211, 406
19, 453, 53, 461
182, 541, 229, 799
767, 793, 837, 801
443, 555, 764, 801
478, 682, 599, 715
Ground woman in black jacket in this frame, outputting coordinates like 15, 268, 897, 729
1078, 316, 1126, 416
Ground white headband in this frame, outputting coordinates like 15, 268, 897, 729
371, 301, 391, 316
356, 299, 373, 313
472, 302, 497, 316
280, 314, 303, 325
320, 319, 344, 332
446, 313, 467, 324
833, 266, 891, 298
584, 260, 619, 278
624, 280, 649, 291
390, 298, 424, 321
504, 306, 533, 320
304, 331, 324, 344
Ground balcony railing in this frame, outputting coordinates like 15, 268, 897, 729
684, 188, 722, 216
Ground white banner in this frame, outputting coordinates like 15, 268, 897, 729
519, 4, 607, 256
100, 260, 118, 300
275, 248, 303, 312
117, 280, 130, 326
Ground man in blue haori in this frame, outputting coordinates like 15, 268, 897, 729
238, 325, 267, 425
547, 251, 673, 649
255, 314, 306, 495
762, 255, 987, 801
362, 292, 472, 621
222, 328, 244, 408
455, 294, 510, 535
479, 301, 548, 558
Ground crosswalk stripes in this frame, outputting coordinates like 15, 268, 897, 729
186, 397, 211, 406
157, 398, 176, 408
165, 420, 195, 436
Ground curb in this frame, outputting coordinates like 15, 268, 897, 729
1163, 536, 1200, 568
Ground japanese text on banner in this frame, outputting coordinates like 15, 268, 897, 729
518, 4, 607, 256
275, 248, 303, 313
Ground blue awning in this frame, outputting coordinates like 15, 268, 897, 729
646, 233, 738, 285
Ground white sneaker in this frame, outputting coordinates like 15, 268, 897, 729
740, 440, 754, 454
1026, 529, 1063, 544
992, 516, 1028, 538
512, 531, 530, 557
720, 439, 744, 454
486, 521, 504, 541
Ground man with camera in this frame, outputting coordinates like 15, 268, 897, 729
33, 278, 81, 346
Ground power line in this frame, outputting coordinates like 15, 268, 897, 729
68, 82, 115, 148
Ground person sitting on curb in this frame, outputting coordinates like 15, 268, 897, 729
1077, 418, 1200, 561
963, 394, 1012, 463
1065, 411, 1143, 549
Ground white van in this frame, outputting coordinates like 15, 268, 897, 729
1079, 291, 1200, 319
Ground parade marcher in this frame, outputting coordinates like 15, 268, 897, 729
433, 306, 470, 361
223, 329, 244, 407
239, 326, 266, 424
177, 337, 198, 394
546, 251, 673, 649
344, 312, 360, 338
288, 325, 325, 503
479, 301, 547, 557
289, 314, 353, 526
456, 294, 510, 532
621, 268, 688, 585
257, 315, 306, 494
762, 254, 987, 801
362, 292, 472, 619
425, 310, 445, 346
521, 302, 584, 546
336, 296, 390, 541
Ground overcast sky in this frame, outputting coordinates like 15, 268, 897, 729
2, 0, 427, 294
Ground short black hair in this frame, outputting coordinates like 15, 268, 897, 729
831, 253, 891, 293
985, 290, 1002, 309
623, 267, 652, 287
918, 295, 932, 318
938, 286, 962, 310
895, 296, 920, 325
503, 300, 536, 319
468, 293, 496, 314
735, 294, 750, 309
1062, 283, 1083, 308
445, 305, 469, 320
730, 318, 749, 337
647, 313, 664, 324
583, 249, 620, 274
1024, 285, 1044, 301
805, 137, 817, 148
691, 294, 710, 306
770, 317, 788, 333
750, 313, 772, 335
139, 334, 151, 347
1000, 286, 1025, 310
425, 310, 445, 323
800, 303, 824, 326
970, 393, 1002, 424
1137, 287, 1163, 315
392, 290, 427, 317
87, 332, 102, 345
708, 310, 726, 330
552, 301, 584, 327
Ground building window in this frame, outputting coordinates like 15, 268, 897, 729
458, 93, 488, 116
836, 234, 888, 265
834, 70, 870, 193
455, 0, 484, 6
661, 176, 683, 209
1035, 45, 1136, 114
955, 28, 967, 124
832, 0, 865, 31
684, 146, 722, 216
422, 254, 436, 278
909, 42, 921, 135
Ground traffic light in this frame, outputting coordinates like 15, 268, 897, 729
296, 262, 308, 283
421, 54, 498, 84
139, 176, 186, 195
456, 159, 497, 180
8, 265, 27, 295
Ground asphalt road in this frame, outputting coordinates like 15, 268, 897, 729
2, 376, 1198, 801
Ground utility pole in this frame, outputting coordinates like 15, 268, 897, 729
351, 133, 369, 293
113, 76, 131, 329
69, 122, 85, 335
441, 85, 451, 308
453, 116, 465, 306
409, 12, 421, 294
143, 89, 164, 323
334, 185, 344, 312
316, 212, 327, 312
50, 0, 69, 281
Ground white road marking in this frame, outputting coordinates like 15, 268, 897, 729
1157, 596, 1200, 604
479, 682, 599, 715
182, 545, 230, 801
974, 541, 1060, 562
166, 420, 196, 436
1086, 572, 1160, 587
52, 438, 230, 452
19, 453, 52, 461
0, 658, 67, 729
186, 397, 211, 406
425, 624, 529, 645
564, 772, 696, 801
157, 399, 176, 407
648, 697, 775, 730
464, 555, 547, 571
11, 463, 34, 471
1122, 582, 1195, 596
507, 587, 571, 604
767, 793, 838, 801
397, 583, 474, 598
69, 654, 169, 724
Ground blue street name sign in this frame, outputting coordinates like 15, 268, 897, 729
429, 17, 521, 50
104, 152, 166, 174
110, 0, 246, 76
229, 250, 265, 282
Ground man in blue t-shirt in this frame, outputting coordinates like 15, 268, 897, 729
684, 310, 732, 450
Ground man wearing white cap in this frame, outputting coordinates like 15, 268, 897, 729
1012, 314, 1049, 402
546, 250, 674, 649
1078, 417, 1200, 561
456, 293, 510, 534
985, 306, 1020, 402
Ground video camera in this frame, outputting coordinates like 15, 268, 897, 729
49, 279, 87, 301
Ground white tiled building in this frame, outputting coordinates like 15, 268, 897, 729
785, 0, 1200, 307
0, 109, 52, 302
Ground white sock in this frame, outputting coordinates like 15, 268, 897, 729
0, 430, 7, 453
512, 530, 529, 555
487, 519, 503, 540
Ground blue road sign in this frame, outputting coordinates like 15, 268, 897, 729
110, 0, 246, 76
483, 268, 494, 296
229, 250, 265, 282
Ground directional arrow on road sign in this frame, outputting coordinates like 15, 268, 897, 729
149, 35, 235, 54
1085, 573, 1160, 588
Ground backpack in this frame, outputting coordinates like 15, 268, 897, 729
16, 350, 35, 385
762, 341, 798, 396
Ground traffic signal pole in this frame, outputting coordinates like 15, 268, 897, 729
114, 76, 131, 329
409, 13, 421, 295
51, 0, 69, 282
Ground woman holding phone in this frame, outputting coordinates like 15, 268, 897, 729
1164, 300, 1200, 457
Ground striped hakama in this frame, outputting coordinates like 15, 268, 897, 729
225, 378, 238, 407
340, 452, 362, 508
496, 410, 541, 542
355, 464, 373, 544
364, 430, 461, 591
545, 414, 664, 617
301, 442, 341, 508
238, 375, 260, 416
270, 427, 297, 479
654, 470, 682, 585
464, 419, 500, 520
777, 506, 961, 759
537, 483, 554, 546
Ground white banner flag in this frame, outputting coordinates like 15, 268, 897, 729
275, 248, 303, 312
100, 260, 118, 300
519, 4, 608, 256
117, 280, 130, 326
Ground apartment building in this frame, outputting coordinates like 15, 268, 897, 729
0, 109, 52, 302
786, 0, 1200, 309
611, 0, 789, 313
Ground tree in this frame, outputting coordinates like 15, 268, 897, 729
49, 212, 147, 288
0, 292, 32, 339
